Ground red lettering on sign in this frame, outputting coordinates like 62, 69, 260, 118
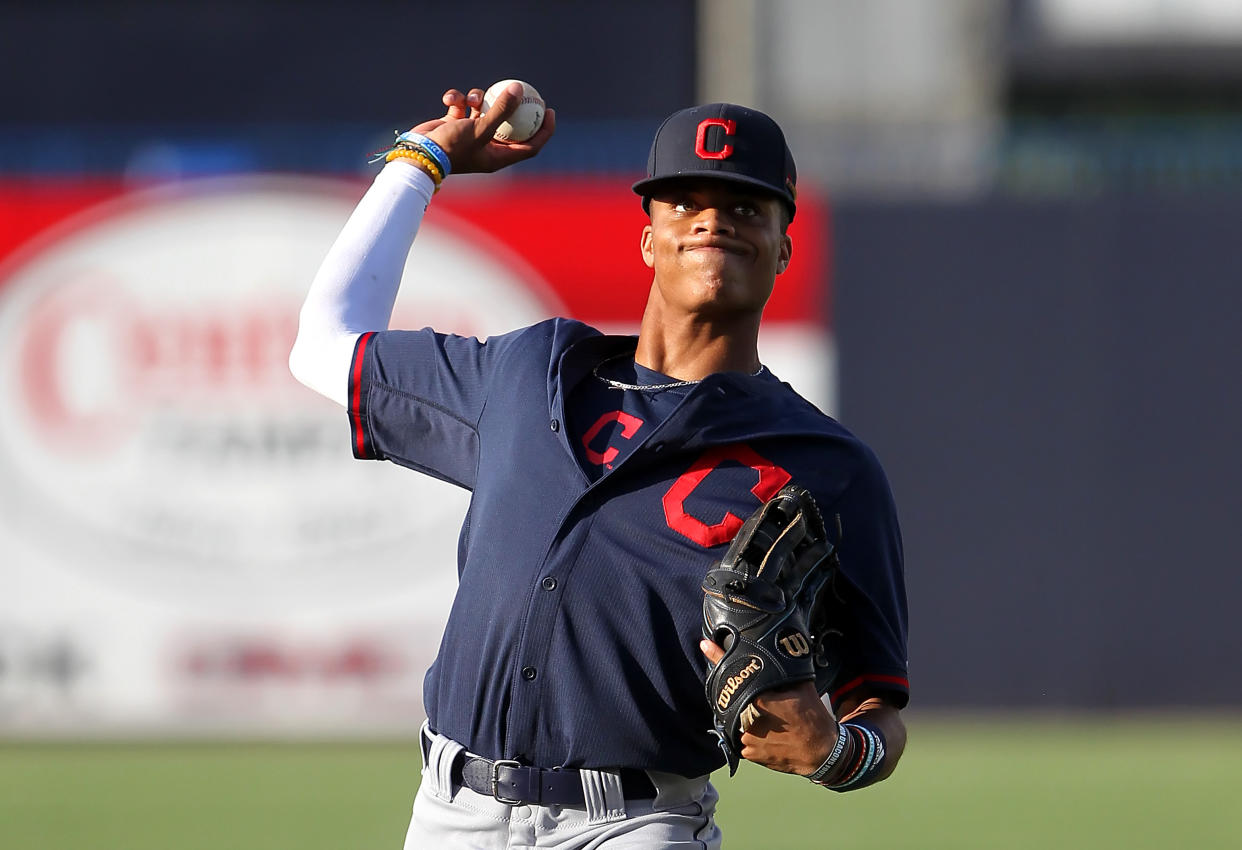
14, 277, 306, 452
695, 118, 736, 160
18, 278, 136, 451
663, 444, 792, 546
582, 410, 643, 466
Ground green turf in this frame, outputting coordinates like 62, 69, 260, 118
3, 715, 1239, 849
718, 714, 1242, 849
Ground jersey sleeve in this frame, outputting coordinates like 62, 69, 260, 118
817, 447, 910, 711
347, 324, 533, 489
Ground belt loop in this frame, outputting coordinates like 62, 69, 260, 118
579, 768, 627, 824
421, 725, 465, 802
418, 720, 432, 766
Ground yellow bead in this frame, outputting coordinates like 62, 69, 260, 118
388, 149, 442, 184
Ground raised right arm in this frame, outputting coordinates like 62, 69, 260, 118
287, 161, 434, 406
288, 84, 556, 407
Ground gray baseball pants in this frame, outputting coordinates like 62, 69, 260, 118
403, 722, 723, 849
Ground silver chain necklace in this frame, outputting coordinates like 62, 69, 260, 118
592, 353, 763, 392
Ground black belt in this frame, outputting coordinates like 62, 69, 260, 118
454, 754, 656, 806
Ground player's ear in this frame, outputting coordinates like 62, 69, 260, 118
776, 232, 792, 275
640, 224, 655, 269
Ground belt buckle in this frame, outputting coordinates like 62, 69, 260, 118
490, 759, 523, 805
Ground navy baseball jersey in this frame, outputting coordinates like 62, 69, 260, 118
348, 318, 908, 778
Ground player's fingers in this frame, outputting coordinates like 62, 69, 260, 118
699, 638, 725, 665
466, 88, 485, 119
442, 89, 469, 119
476, 82, 524, 137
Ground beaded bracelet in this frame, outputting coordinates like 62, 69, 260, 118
386, 146, 441, 178
385, 148, 443, 190
395, 131, 452, 177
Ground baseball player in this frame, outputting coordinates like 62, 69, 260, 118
290, 84, 909, 849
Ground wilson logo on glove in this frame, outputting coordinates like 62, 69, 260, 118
777, 630, 812, 658
715, 657, 763, 710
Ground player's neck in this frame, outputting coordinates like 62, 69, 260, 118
634, 304, 762, 382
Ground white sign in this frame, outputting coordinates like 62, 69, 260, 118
0, 176, 559, 733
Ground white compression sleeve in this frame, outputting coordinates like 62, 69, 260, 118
288, 160, 436, 406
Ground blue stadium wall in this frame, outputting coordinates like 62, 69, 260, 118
833, 196, 1242, 709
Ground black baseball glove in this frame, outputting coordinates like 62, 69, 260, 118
701, 484, 838, 775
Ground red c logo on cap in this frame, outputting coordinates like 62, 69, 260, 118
695, 118, 736, 160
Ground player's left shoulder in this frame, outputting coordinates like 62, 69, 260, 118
755, 373, 871, 449
753, 375, 896, 498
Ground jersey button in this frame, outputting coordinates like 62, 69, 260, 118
521, 666, 537, 681
541, 577, 557, 591
549, 419, 560, 432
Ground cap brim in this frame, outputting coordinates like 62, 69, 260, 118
632, 171, 795, 217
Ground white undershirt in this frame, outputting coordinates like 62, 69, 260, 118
288, 161, 435, 406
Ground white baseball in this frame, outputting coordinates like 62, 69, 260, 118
482, 79, 545, 142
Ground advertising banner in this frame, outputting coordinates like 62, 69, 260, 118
0, 174, 831, 735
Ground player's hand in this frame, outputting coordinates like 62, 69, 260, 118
700, 638, 837, 776
406, 84, 556, 176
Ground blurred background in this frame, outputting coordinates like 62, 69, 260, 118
2, 1, 1240, 847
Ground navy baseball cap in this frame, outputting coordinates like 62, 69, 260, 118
632, 103, 797, 220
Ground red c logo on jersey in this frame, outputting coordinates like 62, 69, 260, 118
663, 444, 792, 547
695, 118, 736, 160
582, 410, 644, 466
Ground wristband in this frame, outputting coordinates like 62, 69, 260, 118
806, 723, 852, 784
827, 720, 888, 791
396, 131, 452, 178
